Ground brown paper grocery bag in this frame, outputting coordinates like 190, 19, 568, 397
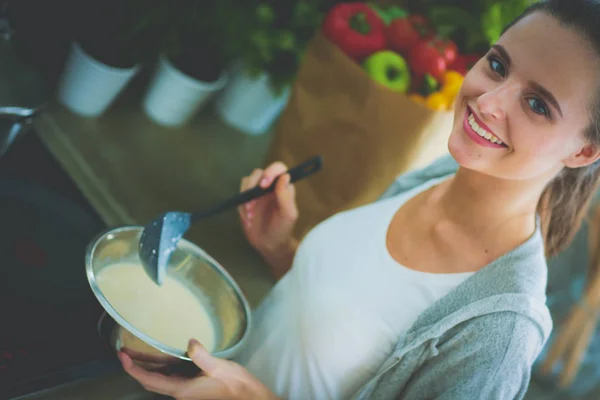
267, 32, 455, 240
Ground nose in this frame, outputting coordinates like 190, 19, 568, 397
476, 83, 517, 121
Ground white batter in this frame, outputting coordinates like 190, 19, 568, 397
96, 262, 216, 352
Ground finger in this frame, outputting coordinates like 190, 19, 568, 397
275, 174, 298, 220
121, 347, 179, 365
237, 198, 254, 228
238, 176, 258, 217
238, 177, 248, 214
244, 200, 256, 214
246, 168, 264, 190
237, 186, 248, 221
260, 162, 288, 188
244, 169, 264, 214
119, 352, 186, 396
187, 339, 220, 374
238, 206, 252, 233
239, 176, 248, 193
237, 200, 253, 233
242, 169, 263, 209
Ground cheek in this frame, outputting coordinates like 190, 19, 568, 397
511, 132, 556, 158
508, 114, 579, 156
502, 124, 582, 179
459, 61, 490, 97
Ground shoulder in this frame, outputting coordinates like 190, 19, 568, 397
379, 154, 458, 201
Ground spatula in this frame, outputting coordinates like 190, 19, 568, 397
139, 155, 322, 285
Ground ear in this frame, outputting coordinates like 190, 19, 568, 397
564, 142, 600, 169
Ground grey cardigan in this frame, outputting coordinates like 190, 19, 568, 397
353, 155, 553, 399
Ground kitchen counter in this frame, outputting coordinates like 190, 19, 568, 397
25, 92, 277, 399
35, 97, 275, 306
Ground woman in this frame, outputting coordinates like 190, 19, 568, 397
120, 0, 600, 398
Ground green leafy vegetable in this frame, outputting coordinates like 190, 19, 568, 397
409, 0, 535, 53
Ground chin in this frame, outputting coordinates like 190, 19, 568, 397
448, 137, 477, 170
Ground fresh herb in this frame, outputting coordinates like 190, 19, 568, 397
405, 0, 535, 53
226, 0, 347, 96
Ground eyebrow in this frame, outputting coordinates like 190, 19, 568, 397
492, 44, 512, 68
528, 81, 563, 118
491, 44, 563, 118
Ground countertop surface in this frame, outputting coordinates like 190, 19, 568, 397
35, 97, 275, 307
21, 92, 276, 399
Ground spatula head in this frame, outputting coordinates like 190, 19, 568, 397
139, 211, 192, 285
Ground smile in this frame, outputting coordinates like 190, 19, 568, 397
463, 107, 508, 148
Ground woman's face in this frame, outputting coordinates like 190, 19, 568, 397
448, 11, 600, 181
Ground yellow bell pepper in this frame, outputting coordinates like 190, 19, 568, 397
425, 92, 448, 111
440, 70, 464, 106
441, 70, 464, 87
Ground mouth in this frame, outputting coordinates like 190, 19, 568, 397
463, 106, 508, 148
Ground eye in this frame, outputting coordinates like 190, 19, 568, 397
527, 97, 550, 117
487, 56, 506, 77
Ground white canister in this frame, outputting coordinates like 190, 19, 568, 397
143, 56, 228, 127
215, 69, 290, 136
57, 42, 140, 117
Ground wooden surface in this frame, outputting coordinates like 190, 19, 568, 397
27, 93, 277, 399
35, 98, 275, 307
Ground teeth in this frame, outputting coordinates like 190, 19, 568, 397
468, 112, 503, 145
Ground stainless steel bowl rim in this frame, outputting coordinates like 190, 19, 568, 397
86, 225, 252, 361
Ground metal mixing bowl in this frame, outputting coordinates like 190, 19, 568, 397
86, 226, 252, 373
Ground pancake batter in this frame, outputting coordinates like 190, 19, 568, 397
96, 262, 216, 352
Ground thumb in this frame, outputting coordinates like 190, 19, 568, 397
275, 174, 298, 220
187, 339, 219, 374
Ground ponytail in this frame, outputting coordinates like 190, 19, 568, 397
514, 0, 600, 387
539, 165, 600, 257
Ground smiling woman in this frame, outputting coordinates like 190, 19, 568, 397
448, 1, 600, 258
120, 1, 600, 400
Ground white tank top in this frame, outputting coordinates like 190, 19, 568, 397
235, 177, 474, 400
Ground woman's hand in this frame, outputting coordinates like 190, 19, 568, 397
239, 162, 299, 278
120, 339, 278, 400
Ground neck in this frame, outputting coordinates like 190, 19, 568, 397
436, 167, 548, 237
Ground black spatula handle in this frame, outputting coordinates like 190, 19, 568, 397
191, 155, 322, 223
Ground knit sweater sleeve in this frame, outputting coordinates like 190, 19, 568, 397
371, 312, 545, 400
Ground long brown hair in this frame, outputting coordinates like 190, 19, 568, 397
511, 2, 600, 385
506, 0, 600, 257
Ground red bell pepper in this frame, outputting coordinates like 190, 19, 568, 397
322, 3, 386, 61
432, 37, 458, 65
408, 39, 447, 80
449, 53, 482, 76
387, 14, 434, 55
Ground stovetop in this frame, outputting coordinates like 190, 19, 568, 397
0, 132, 120, 399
